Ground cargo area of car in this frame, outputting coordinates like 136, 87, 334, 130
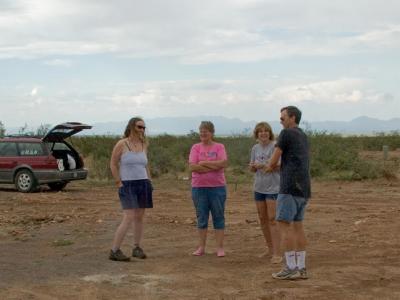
48, 146, 83, 171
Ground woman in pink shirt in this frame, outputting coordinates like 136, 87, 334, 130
189, 121, 228, 257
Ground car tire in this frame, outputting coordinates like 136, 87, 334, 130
15, 169, 37, 193
48, 181, 68, 191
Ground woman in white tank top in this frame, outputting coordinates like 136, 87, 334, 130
108, 117, 153, 262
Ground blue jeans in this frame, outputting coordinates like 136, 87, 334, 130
192, 186, 226, 229
276, 193, 308, 222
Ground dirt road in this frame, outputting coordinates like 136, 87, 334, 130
1, 178, 399, 299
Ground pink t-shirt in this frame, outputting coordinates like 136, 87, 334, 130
189, 142, 227, 187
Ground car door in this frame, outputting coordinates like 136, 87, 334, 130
0, 142, 19, 182
16, 142, 51, 171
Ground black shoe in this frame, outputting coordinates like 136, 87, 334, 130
299, 268, 309, 279
132, 246, 147, 259
109, 249, 130, 262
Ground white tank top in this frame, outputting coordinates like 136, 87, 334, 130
119, 151, 148, 181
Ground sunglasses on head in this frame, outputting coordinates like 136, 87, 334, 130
136, 125, 146, 130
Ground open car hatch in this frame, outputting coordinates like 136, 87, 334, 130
42, 122, 92, 142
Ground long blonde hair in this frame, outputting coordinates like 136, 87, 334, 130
123, 117, 147, 144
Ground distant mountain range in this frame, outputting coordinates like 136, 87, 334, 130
88, 116, 400, 136
5, 116, 400, 136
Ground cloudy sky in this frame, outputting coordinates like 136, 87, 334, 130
0, 0, 399, 127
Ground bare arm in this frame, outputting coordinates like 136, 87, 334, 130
188, 143, 228, 173
144, 145, 152, 181
199, 159, 228, 170
272, 162, 281, 171
265, 147, 282, 173
249, 147, 261, 172
110, 140, 125, 187
249, 162, 265, 172
249, 162, 257, 172
189, 163, 214, 173
145, 165, 152, 180
188, 146, 211, 173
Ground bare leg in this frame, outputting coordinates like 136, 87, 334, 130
266, 200, 281, 257
112, 209, 135, 250
215, 229, 225, 257
215, 229, 224, 248
293, 221, 306, 251
293, 221, 307, 271
198, 228, 207, 249
192, 228, 207, 255
132, 208, 145, 246
277, 221, 298, 269
255, 201, 273, 253
278, 221, 295, 252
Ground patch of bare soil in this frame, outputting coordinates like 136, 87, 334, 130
1, 178, 399, 299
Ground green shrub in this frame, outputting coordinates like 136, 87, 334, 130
66, 132, 399, 181
351, 160, 380, 180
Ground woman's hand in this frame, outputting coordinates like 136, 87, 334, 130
116, 180, 123, 188
263, 165, 274, 173
250, 162, 264, 169
249, 162, 257, 172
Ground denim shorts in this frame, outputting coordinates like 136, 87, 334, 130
254, 192, 278, 201
276, 193, 308, 222
192, 186, 226, 229
119, 179, 153, 209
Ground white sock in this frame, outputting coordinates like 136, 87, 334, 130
285, 251, 296, 270
296, 251, 306, 269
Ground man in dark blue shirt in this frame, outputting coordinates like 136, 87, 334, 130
266, 106, 311, 280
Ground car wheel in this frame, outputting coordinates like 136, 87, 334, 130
48, 182, 68, 191
15, 170, 37, 193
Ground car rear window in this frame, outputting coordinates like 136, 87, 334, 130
0, 142, 18, 156
18, 143, 46, 156
45, 142, 71, 151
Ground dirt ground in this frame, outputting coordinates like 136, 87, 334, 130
1, 173, 400, 299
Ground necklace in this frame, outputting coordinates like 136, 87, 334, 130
128, 138, 142, 151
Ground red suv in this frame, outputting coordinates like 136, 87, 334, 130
0, 122, 92, 192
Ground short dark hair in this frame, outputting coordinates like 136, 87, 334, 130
199, 121, 215, 134
281, 106, 302, 124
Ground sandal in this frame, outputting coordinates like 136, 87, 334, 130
216, 248, 225, 257
192, 247, 205, 256
270, 255, 283, 264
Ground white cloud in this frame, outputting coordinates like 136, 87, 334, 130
264, 79, 366, 104
94, 78, 391, 120
0, 1, 399, 62
43, 59, 72, 67
0, 76, 397, 127
356, 25, 400, 48
0, 1, 399, 127
30, 87, 38, 96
